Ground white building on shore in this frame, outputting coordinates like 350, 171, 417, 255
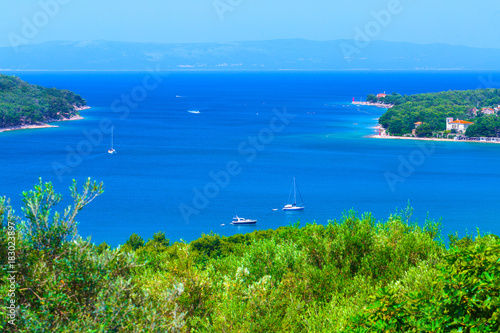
446, 118, 474, 132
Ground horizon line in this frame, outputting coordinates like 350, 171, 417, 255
1, 38, 499, 51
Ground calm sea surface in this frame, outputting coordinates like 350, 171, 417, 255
1, 71, 499, 246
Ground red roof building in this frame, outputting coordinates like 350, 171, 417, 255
448, 120, 474, 124
446, 118, 474, 133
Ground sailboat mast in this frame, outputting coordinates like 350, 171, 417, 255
283, 177, 304, 211
111, 126, 114, 149
293, 177, 297, 204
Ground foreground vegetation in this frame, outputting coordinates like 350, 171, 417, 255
1, 179, 499, 332
373, 89, 500, 137
0, 73, 86, 128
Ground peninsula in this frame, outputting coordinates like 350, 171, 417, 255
0, 73, 88, 132
361, 89, 500, 141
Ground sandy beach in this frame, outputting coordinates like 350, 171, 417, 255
367, 133, 500, 144
0, 124, 58, 133
369, 134, 455, 142
0, 108, 88, 133
367, 119, 500, 144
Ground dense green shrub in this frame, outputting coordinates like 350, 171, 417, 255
465, 115, 500, 137
0, 179, 185, 332
348, 233, 500, 332
1, 180, 498, 332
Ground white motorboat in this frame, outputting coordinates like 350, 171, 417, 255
231, 216, 257, 225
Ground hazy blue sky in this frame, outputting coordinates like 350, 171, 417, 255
1, 0, 499, 48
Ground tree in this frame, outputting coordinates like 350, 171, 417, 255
367, 94, 377, 103
143, 231, 170, 251
415, 123, 433, 138
465, 115, 500, 137
20, 178, 103, 254
149, 231, 169, 247
97, 241, 110, 254
387, 118, 405, 136
124, 233, 145, 250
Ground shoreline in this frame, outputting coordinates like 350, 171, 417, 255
369, 134, 500, 144
353, 101, 393, 109
0, 106, 89, 133
0, 123, 59, 133
367, 120, 500, 144
362, 102, 500, 145
367, 132, 500, 144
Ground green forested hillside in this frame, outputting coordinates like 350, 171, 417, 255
375, 89, 500, 137
0, 74, 86, 128
1, 179, 499, 332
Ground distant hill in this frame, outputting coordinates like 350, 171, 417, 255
0, 73, 87, 129
1, 39, 500, 71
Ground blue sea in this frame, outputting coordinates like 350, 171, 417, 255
1, 70, 500, 246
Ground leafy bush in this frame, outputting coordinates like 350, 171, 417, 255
0, 179, 185, 332
1, 180, 499, 332
348, 234, 500, 332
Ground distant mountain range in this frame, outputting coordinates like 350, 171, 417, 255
1, 39, 500, 71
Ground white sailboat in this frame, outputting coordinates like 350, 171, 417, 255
108, 126, 116, 154
283, 177, 305, 211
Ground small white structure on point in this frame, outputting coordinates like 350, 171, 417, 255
446, 118, 474, 133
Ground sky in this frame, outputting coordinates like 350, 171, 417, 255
0, 0, 499, 49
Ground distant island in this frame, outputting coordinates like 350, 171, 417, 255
364, 89, 500, 141
0, 73, 88, 132
2, 39, 500, 71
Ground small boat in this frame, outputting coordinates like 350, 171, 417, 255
188, 110, 200, 114
108, 126, 116, 154
283, 177, 304, 211
231, 216, 257, 225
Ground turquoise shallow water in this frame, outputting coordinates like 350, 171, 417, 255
1, 71, 500, 246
